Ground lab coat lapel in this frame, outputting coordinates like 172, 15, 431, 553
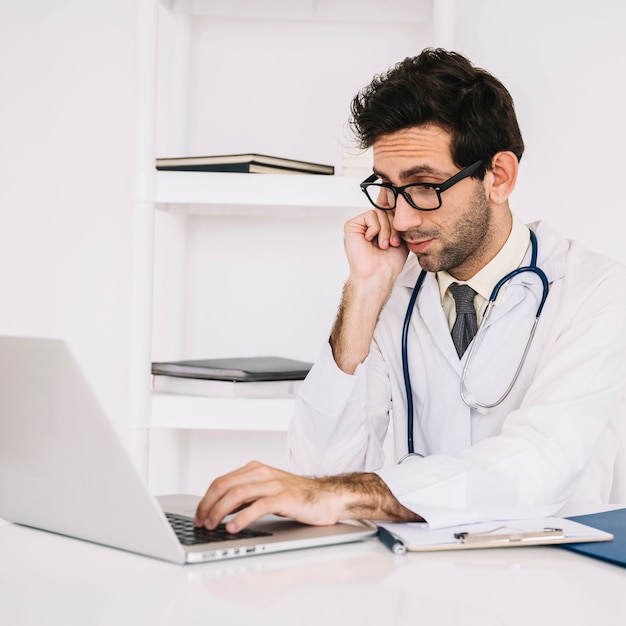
415, 272, 461, 370
394, 220, 567, 371
481, 221, 567, 328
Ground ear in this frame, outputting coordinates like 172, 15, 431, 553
484, 151, 518, 204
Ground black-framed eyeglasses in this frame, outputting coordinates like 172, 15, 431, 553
360, 160, 484, 211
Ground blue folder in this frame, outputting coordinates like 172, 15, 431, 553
561, 508, 626, 568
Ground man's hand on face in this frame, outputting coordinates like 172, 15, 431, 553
343, 209, 408, 287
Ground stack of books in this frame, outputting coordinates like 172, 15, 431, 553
151, 356, 313, 399
155, 153, 334, 176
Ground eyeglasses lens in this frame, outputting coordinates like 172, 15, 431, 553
365, 184, 440, 210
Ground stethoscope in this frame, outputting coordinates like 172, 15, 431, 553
400, 230, 550, 460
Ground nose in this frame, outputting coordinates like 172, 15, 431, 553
392, 195, 424, 233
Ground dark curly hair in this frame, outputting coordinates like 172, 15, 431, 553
350, 49, 524, 178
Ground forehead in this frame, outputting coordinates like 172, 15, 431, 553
372, 125, 454, 173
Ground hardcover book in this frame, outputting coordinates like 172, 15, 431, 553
156, 153, 334, 175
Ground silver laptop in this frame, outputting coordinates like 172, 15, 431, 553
0, 336, 376, 564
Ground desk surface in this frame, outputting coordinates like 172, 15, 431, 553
2, 514, 626, 626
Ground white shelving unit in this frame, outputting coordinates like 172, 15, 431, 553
151, 393, 294, 430
133, 0, 439, 447
150, 169, 365, 432
150, 166, 367, 433
155, 170, 366, 214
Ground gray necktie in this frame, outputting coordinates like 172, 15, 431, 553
449, 283, 478, 358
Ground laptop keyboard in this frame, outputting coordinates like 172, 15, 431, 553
165, 513, 272, 546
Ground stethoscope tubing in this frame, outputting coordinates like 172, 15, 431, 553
401, 230, 549, 457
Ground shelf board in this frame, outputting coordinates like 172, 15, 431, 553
155, 170, 367, 214
165, 0, 432, 23
150, 393, 294, 430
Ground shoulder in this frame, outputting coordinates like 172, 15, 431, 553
532, 220, 626, 307
533, 220, 626, 276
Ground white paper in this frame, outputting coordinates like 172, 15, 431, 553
377, 517, 612, 549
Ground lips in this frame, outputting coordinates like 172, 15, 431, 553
405, 239, 433, 253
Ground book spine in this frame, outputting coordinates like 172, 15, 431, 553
157, 162, 333, 175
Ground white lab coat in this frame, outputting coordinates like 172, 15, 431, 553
288, 221, 626, 527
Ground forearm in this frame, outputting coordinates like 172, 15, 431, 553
330, 278, 393, 374
315, 472, 424, 522
194, 462, 422, 532
329, 208, 408, 374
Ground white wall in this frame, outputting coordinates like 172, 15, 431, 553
153, 0, 626, 368
152, 10, 432, 364
149, 7, 433, 490
150, 1, 626, 491
3, 1, 626, 493
456, 0, 626, 264
0, 1, 138, 430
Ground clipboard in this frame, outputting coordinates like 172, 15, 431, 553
560, 507, 626, 568
377, 516, 614, 554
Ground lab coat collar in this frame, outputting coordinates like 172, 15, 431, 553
475, 220, 567, 328
527, 220, 568, 283
393, 220, 568, 365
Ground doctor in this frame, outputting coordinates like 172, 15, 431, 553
195, 49, 626, 533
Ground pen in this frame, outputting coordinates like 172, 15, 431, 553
378, 526, 407, 555
454, 527, 564, 544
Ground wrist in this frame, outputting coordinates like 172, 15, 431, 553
346, 271, 396, 302
317, 473, 423, 523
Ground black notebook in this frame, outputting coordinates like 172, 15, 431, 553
155, 153, 334, 175
561, 508, 626, 568
151, 356, 313, 382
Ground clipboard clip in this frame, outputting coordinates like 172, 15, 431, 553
454, 526, 565, 545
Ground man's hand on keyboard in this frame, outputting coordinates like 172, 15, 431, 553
194, 461, 421, 533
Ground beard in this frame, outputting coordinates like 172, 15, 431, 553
402, 184, 494, 276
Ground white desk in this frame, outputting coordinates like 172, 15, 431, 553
1, 515, 625, 626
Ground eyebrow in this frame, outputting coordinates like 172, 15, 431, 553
373, 164, 447, 182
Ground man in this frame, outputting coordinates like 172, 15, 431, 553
195, 49, 626, 533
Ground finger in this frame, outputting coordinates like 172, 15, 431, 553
372, 208, 394, 249
194, 462, 257, 526
346, 210, 393, 249
386, 211, 404, 247
194, 461, 276, 528
223, 495, 278, 533
226, 480, 341, 531
205, 478, 283, 531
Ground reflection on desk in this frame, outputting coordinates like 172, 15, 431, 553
2, 517, 626, 626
